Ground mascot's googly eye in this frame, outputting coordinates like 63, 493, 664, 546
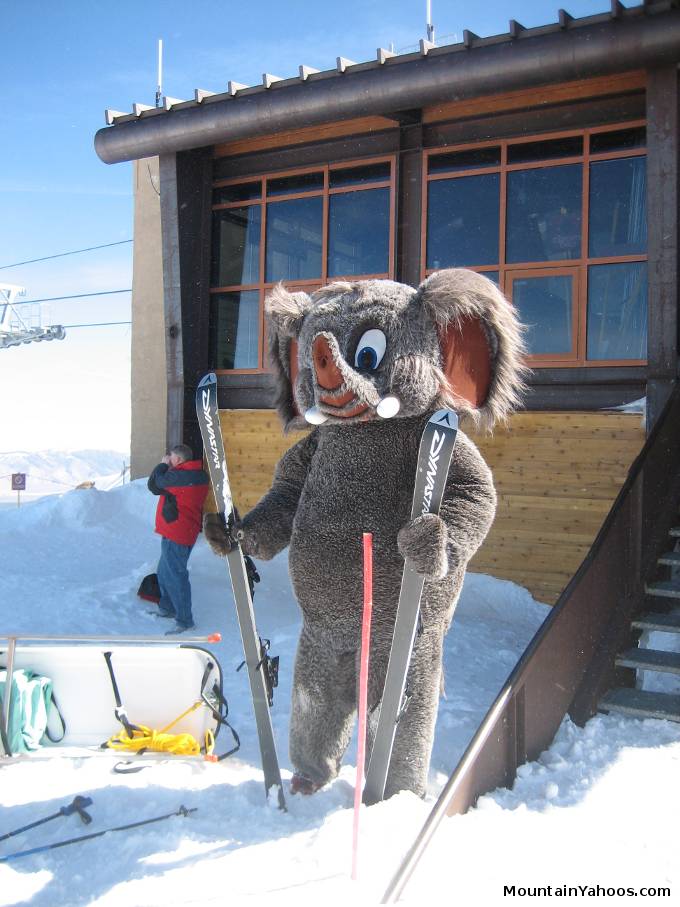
354, 329, 387, 371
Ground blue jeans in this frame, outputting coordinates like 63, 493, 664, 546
157, 537, 194, 627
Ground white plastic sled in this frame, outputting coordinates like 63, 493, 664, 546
0, 636, 231, 762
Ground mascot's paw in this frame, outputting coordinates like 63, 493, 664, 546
397, 513, 449, 579
203, 512, 235, 556
290, 773, 323, 795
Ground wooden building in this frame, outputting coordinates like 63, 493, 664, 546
96, 2, 680, 603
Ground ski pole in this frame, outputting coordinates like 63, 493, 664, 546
0, 805, 196, 863
0, 796, 93, 843
352, 532, 373, 881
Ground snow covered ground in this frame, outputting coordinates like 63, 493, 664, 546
1, 472, 679, 906
0, 450, 128, 508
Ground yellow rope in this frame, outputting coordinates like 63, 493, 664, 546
106, 700, 215, 758
159, 700, 203, 733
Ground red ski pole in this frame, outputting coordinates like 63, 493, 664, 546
352, 532, 373, 881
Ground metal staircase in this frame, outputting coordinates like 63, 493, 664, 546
599, 525, 680, 723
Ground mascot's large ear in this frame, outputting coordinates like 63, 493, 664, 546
265, 283, 312, 431
416, 269, 527, 428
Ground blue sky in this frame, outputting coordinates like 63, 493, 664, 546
0, 0, 626, 454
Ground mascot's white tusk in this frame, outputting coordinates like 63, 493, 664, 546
304, 406, 329, 425
376, 396, 401, 419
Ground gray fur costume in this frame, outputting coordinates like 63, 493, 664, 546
205, 269, 525, 799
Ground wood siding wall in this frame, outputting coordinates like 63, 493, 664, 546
469, 412, 645, 603
215, 410, 645, 605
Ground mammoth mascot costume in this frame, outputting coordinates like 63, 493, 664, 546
205, 268, 525, 799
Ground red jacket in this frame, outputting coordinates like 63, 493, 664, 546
148, 459, 209, 546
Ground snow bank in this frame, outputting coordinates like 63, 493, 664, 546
0, 480, 152, 531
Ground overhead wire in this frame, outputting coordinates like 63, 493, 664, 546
62, 321, 132, 329
11, 290, 131, 307
0, 240, 133, 271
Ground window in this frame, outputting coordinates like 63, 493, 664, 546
211, 206, 261, 287
209, 291, 260, 370
328, 188, 391, 277
506, 165, 582, 263
507, 270, 577, 360
210, 158, 395, 372
427, 173, 500, 268
423, 124, 647, 366
587, 262, 647, 361
588, 157, 647, 258
265, 197, 323, 282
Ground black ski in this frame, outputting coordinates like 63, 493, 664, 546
196, 373, 286, 810
363, 409, 458, 806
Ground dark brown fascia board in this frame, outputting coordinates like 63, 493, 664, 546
98, 3, 677, 160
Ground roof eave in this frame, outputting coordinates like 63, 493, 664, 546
95, 6, 680, 165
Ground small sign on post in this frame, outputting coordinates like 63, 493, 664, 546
11, 473, 26, 507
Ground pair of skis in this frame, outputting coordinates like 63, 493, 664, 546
197, 372, 457, 809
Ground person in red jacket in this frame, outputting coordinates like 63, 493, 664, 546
147, 443, 209, 634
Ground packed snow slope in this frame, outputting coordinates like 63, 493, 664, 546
1, 477, 679, 906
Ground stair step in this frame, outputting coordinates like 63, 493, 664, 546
645, 580, 680, 599
616, 647, 680, 675
632, 610, 680, 634
599, 688, 680, 722
658, 551, 680, 567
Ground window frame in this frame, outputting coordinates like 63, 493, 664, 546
211, 156, 396, 374
421, 121, 648, 368
506, 267, 581, 363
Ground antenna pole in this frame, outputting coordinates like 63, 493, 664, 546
426, 0, 435, 43
155, 39, 163, 108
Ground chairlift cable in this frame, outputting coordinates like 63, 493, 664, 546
11, 290, 131, 307
0, 240, 133, 271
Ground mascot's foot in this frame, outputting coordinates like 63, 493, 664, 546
290, 773, 323, 796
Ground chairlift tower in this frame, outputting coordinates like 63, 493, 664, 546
0, 284, 66, 349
